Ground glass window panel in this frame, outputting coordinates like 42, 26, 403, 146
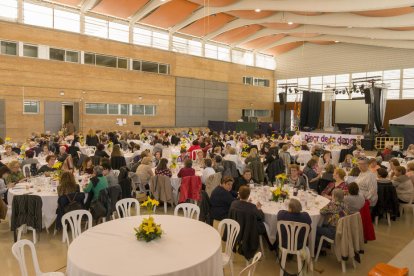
85, 103, 107, 114
141, 61, 158, 73
23, 44, 38, 58
403, 78, 414, 89
23, 2, 53, 28
383, 69, 400, 80
132, 105, 144, 115
108, 21, 129, 43
189, 40, 202, 56
66, 51, 79, 63
255, 53, 266, 69
85, 16, 108, 39
120, 104, 129, 115
264, 55, 276, 70
23, 101, 39, 114
367, 71, 382, 78
232, 49, 244, 64
133, 26, 151, 47
403, 68, 414, 79
205, 44, 218, 59
108, 104, 118, 114
0, 0, 18, 20
145, 105, 154, 115
298, 77, 309, 89
1, 41, 17, 55
132, 60, 141, 71
254, 110, 270, 117
387, 90, 400, 99
84, 53, 95, 65
402, 89, 414, 99
172, 36, 188, 53
117, 58, 128, 69
159, 64, 168, 74
217, 46, 230, 62
351, 72, 366, 80
244, 52, 254, 66
152, 31, 169, 50
49, 48, 65, 61
95, 55, 116, 68
54, 9, 80, 33
243, 77, 253, 85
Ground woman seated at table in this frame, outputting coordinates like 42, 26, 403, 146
406, 144, 414, 159
94, 144, 110, 159
6, 160, 25, 184
110, 144, 126, 170
388, 158, 400, 179
187, 140, 201, 160
37, 144, 51, 159
155, 158, 172, 178
1, 145, 18, 159
213, 155, 225, 174
136, 157, 154, 185
303, 159, 320, 191
0, 166, 11, 201
318, 150, 332, 170
80, 157, 94, 175
377, 167, 392, 185
287, 164, 306, 190
316, 189, 349, 256
244, 148, 261, 164
341, 154, 353, 170
345, 167, 360, 184
344, 182, 365, 214
86, 129, 99, 147
406, 162, 414, 187
84, 166, 108, 202
21, 150, 40, 168
210, 176, 236, 222
322, 168, 348, 199
224, 147, 244, 171
153, 151, 162, 167
177, 159, 195, 178
391, 166, 414, 204
277, 198, 311, 249
177, 149, 189, 163
61, 155, 74, 173
279, 145, 291, 169
368, 158, 381, 174
58, 171, 80, 197
194, 150, 205, 168
37, 155, 57, 175
321, 164, 335, 182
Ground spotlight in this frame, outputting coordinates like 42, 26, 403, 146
289, 88, 293, 93
255, 8, 261, 12
356, 88, 360, 93
288, 22, 294, 25
294, 88, 299, 93
360, 84, 365, 90
334, 90, 339, 95
342, 90, 345, 94
352, 83, 357, 91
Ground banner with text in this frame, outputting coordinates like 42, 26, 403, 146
300, 132, 364, 145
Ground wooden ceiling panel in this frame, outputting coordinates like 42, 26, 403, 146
92, 0, 149, 19
353, 7, 414, 17
226, 10, 275, 19
291, 11, 323, 16
140, 0, 200, 29
53, 0, 82, 6
289, 33, 320, 38
386, 26, 414, 31
213, 24, 263, 44
240, 34, 286, 50
308, 40, 336, 45
261, 23, 301, 30
180, 13, 236, 37
188, 0, 239, 7
264, 41, 303, 55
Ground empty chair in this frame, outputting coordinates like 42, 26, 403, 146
174, 203, 200, 220
12, 239, 65, 276
399, 194, 414, 217
116, 198, 139, 218
62, 210, 92, 246
239, 252, 262, 276
277, 221, 311, 276
218, 219, 240, 276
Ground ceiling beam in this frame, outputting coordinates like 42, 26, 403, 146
202, 12, 414, 40
258, 35, 414, 52
129, 0, 172, 24
80, 0, 100, 12
170, 0, 414, 33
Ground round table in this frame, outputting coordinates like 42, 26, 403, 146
250, 187, 330, 257
66, 215, 223, 276
7, 181, 58, 230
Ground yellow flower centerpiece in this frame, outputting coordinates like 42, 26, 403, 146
51, 161, 63, 179
272, 187, 289, 202
170, 154, 178, 169
275, 173, 288, 186
135, 197, 162, 242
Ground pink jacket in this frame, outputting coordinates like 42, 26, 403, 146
179, 176, 202, 203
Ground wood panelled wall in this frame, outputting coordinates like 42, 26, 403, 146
0, 21, 274, 141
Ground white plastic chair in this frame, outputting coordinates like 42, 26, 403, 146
218, 219, 240, 276
61, 210, 92, 246
277, 221, 311, 276
239, 252, 262, 276
399, 194, 414, 217
112, 170, 120, 177
17, 224, 38, 244
191, 149, 203, 160
174, 203, 200, 220
22, 164, 31, 178
116, 198, 139, 218
12, 239, 65, 276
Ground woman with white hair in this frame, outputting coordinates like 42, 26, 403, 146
315, 188, 349, 256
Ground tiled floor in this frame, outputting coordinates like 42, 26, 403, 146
1, 208, 414, 276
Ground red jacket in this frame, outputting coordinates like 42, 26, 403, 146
179, 176, 202, 203
360, 200, 376, 241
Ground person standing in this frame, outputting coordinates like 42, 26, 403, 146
355, 158, 378, 207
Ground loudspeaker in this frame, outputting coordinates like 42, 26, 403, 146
279, 93, 286, 105
361, 138, 375, 150
364, 88, 374, 104
134, 121, 141, 125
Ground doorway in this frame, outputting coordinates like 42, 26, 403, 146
63, 104, 74, 125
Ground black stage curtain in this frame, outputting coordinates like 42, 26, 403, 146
300, 91, 322, 130
373, 88, 383, 131
403, 128, 414, 150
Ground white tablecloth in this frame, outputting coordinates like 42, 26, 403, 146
66, 215, 223, 276
7, 182, 58, 230
250, 187, 330, 257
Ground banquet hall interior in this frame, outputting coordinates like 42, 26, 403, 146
1, 0, 414, 275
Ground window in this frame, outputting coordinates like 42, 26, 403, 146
133, 26, 152, 47
189, 40, 202, 56
232, 49, 244, 64
334, 74, 350, 100
132, 60, 141, 71
1, 41, 17, 55
23, 100, 39, 114
108, 104, 118, 114
205, 43, 218, 59
49, 48, 65, 61
403, 68, 414, 99
145, 105, 155, 116
254, 110, 270, 117
117, 58, 128, 69
0, 0, 18, 20
132, 105, 144, 115
66, 50, 79, 63
108, 22, 129, 43
96, 54, 117, 68
159, 64, 169, 74
85, 16, 108, 39
243, 77, 253, 85
23, 2, 53, 28
84, 53, 95, 65
120, 104, 129, 115
217, 46, 230, 62
244, 51, 254, 67
23, 44, 38, 58
256, 54, 276, 70
142, 61, 159, 73
152, 30, 169, 50
383, 69, 400, 99
54, 9, 80, 33
172, 36, 202, 56
85, 103, 107, 114
254, 78, 270, 87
